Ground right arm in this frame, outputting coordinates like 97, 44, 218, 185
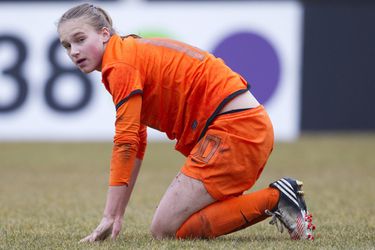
79, 65, 146, 242
108, 123, 147, 238
80, 94, 147, 242
105, 95, 147, 239
104, 157, 143, 240
80, 158, 143, 242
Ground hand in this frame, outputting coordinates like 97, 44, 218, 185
78, 170, 141, 243
80, 216, 122, 242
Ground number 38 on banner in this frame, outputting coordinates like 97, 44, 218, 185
0, 34, 93, 113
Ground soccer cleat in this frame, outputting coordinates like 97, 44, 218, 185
265, 177, 315, 240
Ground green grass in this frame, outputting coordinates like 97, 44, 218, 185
1, 133, 375, 249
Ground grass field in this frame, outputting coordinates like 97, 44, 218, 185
1, 133, 374, 249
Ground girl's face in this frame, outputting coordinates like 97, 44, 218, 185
58, 18, 110, 73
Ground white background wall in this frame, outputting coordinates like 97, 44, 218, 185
0, 1, 303, 142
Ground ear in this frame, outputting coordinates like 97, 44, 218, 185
101, 27, 111, 43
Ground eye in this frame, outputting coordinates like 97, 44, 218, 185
78, 37, 86, 43
61, 42, 71, 50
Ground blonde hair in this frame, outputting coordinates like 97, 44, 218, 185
58, 3, 116, 35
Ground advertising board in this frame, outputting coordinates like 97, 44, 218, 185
0, 1, 302, 141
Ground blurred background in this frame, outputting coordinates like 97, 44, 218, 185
0, 0, 374, 143
1, 2, 375, 249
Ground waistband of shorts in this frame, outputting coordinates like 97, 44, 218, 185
198, 104, 265, 140
216, 105, 264, 118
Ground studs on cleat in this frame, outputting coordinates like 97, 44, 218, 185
308, 223, 315, 230
269, 178, 314, 241
296, 180, 304, 188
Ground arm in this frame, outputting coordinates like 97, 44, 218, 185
104, 158, 142, 238
80, 158, 142, 242
80, 96, 146, 242
104, 124, 146, 238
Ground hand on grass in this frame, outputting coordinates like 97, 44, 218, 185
79, 216, 122, 242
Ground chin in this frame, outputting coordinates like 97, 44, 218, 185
80, 67, 95, 74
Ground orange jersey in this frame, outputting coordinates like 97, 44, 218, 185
101, 35, 249, 185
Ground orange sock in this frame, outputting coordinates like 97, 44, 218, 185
176, 187, 279, 239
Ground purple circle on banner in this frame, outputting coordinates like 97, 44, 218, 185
212, 32, 280, 104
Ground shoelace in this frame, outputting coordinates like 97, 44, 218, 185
265, 209, 284, 233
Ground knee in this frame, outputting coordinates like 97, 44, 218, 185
150, 219, 176, 239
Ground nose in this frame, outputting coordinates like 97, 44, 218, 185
70, 45, 80, 57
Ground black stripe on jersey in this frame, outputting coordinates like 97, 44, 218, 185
115, 89, 143, 110
198, 84, 251, 141
217, 108, 252, 116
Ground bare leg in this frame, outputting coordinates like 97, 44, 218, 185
150, 172, 215, 239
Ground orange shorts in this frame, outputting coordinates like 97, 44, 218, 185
181, 105, 274, 201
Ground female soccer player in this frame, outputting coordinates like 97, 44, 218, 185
57, 3, 315, 242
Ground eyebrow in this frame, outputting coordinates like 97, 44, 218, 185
61, 31, 86, 45
71, 31, 85, 38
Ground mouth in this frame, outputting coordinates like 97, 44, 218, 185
76, 58, 87, 67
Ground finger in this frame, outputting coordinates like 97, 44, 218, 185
111, 220, 122, 240
79, 234, 93, 243
98, 224, 113, 241
81, 219, 114, 243
111, 230, 119, 240
111, 227, 120, 240
89, 223, 112, 242
90, 230, 101, 242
